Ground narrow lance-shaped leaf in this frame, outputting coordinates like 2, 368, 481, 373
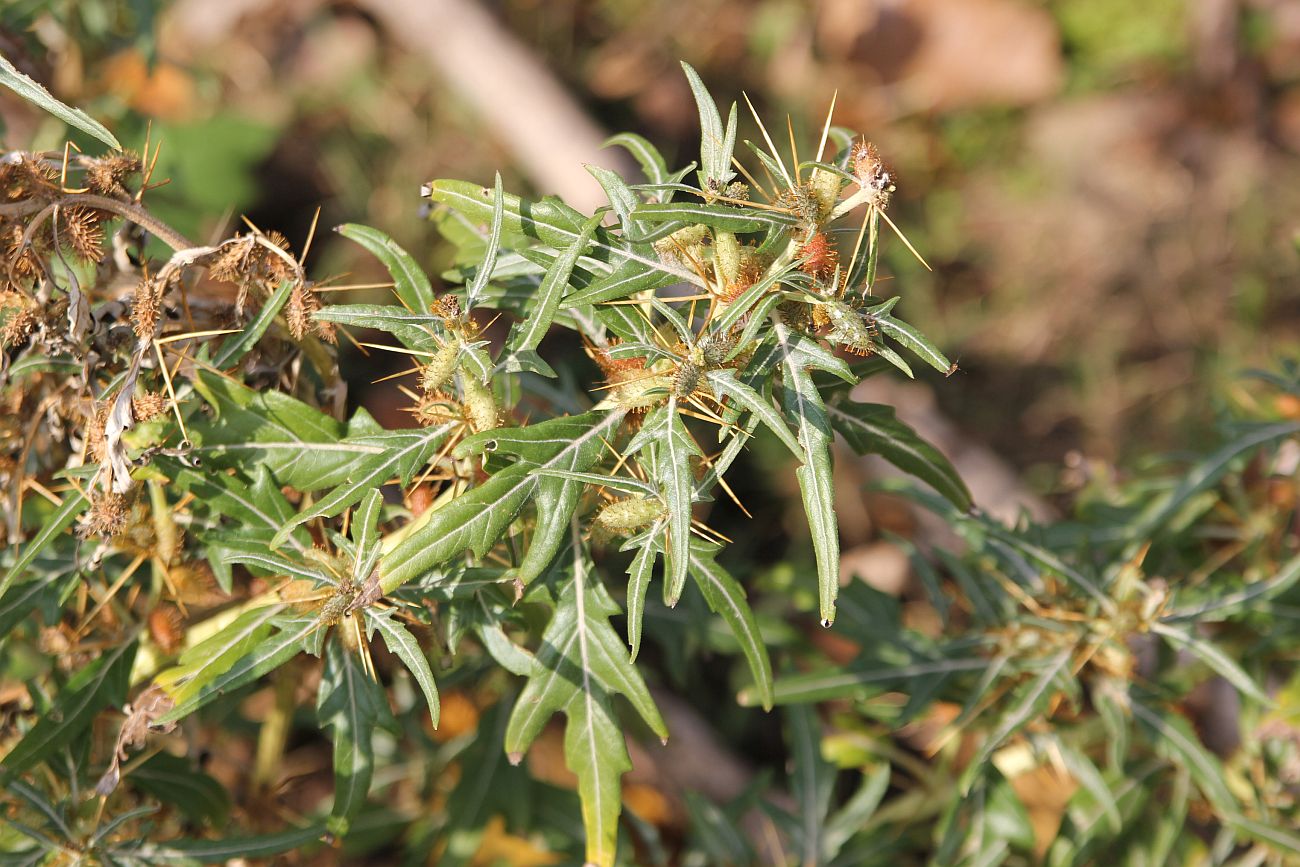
464, 173, 505, 310
631, 202, 795, 233
350, 488, 384, 583
958, 649, 1073, 794
504, 531, 668, 867
627, 400, 701, 605
317, 638, 391, 834
0, 52, 121, 149
129, 823, 327, 863
0, 488, 88, 600
706, 368, 802, 459
212, 279, 295, 368
156, 614, 319, 724
875, 313, 955, 376
624, 531, 660, 661
364, 608, 439, 727
688, 541, 774, 710
335, 224, 436, 315
508, 213, 601, 354
604, 132, 669, 187
769, 316, 854, 624
426, 179, 702, 288
1149, 622, 1270, 704
827, 400, 972, 511
270, 422, 456, 548
681, 60, 736, 186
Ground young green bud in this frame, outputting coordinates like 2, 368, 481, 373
459, 371, 500, 433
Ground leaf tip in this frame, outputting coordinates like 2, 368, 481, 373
507, 751, 524, 766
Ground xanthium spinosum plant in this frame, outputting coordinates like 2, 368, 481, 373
7, 59, 1299, 865
0, 61, 965, 863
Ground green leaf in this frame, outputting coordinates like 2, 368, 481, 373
705, 368, 802, 459
271, 422, 456, 547
129, 753, 231, 827
211, 279, 295, 368
688, 542, 774, 711
1127, 421, 1300, 546
464, 173, 505, 310
627, 400, 701, 604
0, 52, 120, 149
750, 653, 988, 706
365, 608, 439, 727
156, 613, 317, 724
426, 179, 702, 288
631, 202, 795, 234
586, 164, 642, 236
959, 649, 1074, 793
604, 132, 669, 187
1130, 696, 1237, 812
0, 488, 88, 601
380, 411, 627, 593
318, 639, 391, 833
875, 313, 955, 375
1150, 622, 1270, 704
828, 400, 972, 511
509, 214, 601, 354
129, 823, 326, 863
0, 640, 136, 780
505, 555, 666, 867
561, 257, 678, 308
1164, 548, 1300, 623
769, 317, 850, 624
785, 704, 835, 865
680, 61, 736, 186
312, 304, 441, 353
336, 223, 435, 314
624, 534, 660, 661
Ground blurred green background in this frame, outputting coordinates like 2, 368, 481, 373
3, 0, 1298, 485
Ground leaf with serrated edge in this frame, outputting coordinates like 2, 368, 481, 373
505, 532, 667, 867
365, 609, 439, 725
770, 315, 849, 624
627, 400, 701, 604
380, 411, 626, 593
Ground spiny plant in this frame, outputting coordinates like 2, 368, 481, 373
0, 62, 964, 864
4, 57, 1299, 867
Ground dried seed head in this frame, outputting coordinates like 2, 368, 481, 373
0, 292, 38, 347
80, 491, 132, 538
131, 278, 163, 339
286, 281, 315, 340
411, 390, 463, 427
132, 390, 169, 423
60, 206, 106, 262
85, 152, 142, 197
148, 605, 185, 654
432, 294, 461, 321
